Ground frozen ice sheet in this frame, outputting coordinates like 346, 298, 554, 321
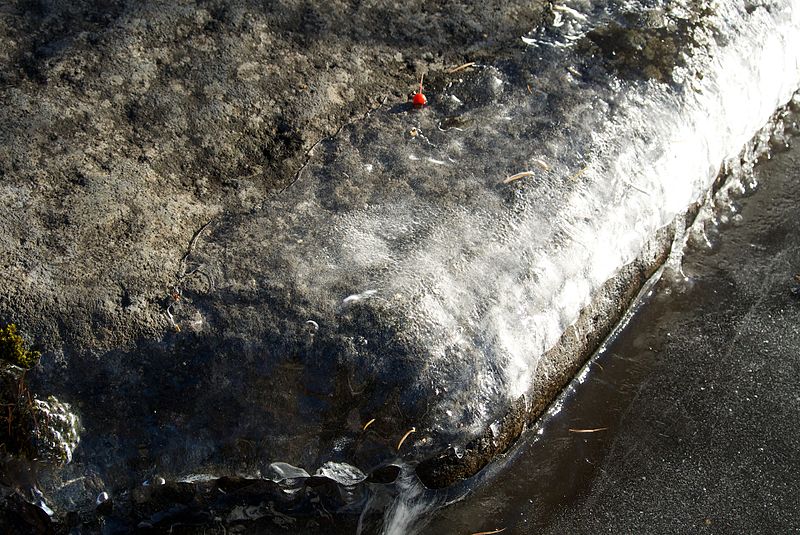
191, 0, 800, 456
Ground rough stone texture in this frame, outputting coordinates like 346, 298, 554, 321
1, 0, 556, 506
0, 0, 549, 355
1, 0, 799, 530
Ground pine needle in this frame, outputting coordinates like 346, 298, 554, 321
397, 427, 416, 451
448, 62, 476, 74
503, 171, 536, 184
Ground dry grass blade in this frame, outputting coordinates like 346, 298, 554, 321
470, 528, 506, 535
503, 171, 536, 184
396, 427, 416, 451
363, 418, 376, 431
568, 427, 609, 433
532, 158, 550, 171
448, 61, 476, 74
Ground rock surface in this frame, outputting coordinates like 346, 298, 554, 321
1, 0, 799, 530
0, 0, 548, 355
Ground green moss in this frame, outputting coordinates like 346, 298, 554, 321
0, 324, 51, 461
0, 323, 40, 368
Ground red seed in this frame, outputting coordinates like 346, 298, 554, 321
412, 73, 427, 107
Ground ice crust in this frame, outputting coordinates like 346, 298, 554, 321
194, 0, 800, 456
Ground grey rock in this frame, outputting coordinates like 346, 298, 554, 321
0, 0, 799, 529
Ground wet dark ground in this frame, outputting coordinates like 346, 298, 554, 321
423, 137, 800, 532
